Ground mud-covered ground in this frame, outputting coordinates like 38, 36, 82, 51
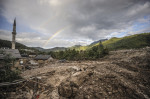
1, 47, 150, 99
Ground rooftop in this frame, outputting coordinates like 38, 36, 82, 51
34, 55, 51, 60
0, 49, 21, 59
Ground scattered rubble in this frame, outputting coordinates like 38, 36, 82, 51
0, 47, 150, 99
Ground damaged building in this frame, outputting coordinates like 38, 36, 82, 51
34, 55, 53, 64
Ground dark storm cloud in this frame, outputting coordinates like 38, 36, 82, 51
0, 0, 150, 48
64, 0, 150, 39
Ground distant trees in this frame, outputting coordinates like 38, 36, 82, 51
0, 39, 27, 49
86, 41, 108, 59
0, 39, 40, 55
49, 41, 109, 60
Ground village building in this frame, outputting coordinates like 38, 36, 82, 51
21, 54, 29, 58
28, 52, 37, 58
0, 49, 22, 69
22, 49, 34, 52
34, 55, 53, 64
29, 54, 36, 58
20, 54, 29, 67
0, 49, 21, 59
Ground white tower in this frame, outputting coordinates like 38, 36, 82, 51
12, 18, 16, 49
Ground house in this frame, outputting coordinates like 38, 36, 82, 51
34, 55, 53, 64
21, 54, 29, 58
0, 54, 5, 60
0, 49, 21, 59
20, 54, 29, 66
29, 53, 36, 58
0, 49, 22, 69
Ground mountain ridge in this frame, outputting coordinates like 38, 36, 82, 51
33, 47, 67, 52
90, 39, 108, 45
1, 32, 150, 52
69, 33, 150, 51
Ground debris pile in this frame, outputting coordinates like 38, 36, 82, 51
0, 47, 150, 99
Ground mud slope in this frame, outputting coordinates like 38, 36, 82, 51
1, 47, 150, 99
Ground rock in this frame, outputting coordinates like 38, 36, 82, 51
58, 71, 94, 98
58, 81, 79, 98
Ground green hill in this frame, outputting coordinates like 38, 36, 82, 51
102, 33, 150, 50
69, 45, 87, 51
71, 33, 150, 51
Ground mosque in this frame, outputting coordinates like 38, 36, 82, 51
0, 19, 21, 59
0, 19, 52, 70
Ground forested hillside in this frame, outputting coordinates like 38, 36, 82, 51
0, 39, 28, 49
102, 33, 150, 50
0, 39, 39, 54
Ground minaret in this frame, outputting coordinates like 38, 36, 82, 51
12, 18, 16, 49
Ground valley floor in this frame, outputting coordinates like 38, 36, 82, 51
1, 47, 150, 99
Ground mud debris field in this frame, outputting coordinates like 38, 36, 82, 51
1, 47, 150, 99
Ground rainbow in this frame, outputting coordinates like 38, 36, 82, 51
43, 25, 71, 47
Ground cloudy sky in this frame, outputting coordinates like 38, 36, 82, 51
0, 0, 150, 48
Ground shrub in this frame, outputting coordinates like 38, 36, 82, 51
0, 54, 21, 83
